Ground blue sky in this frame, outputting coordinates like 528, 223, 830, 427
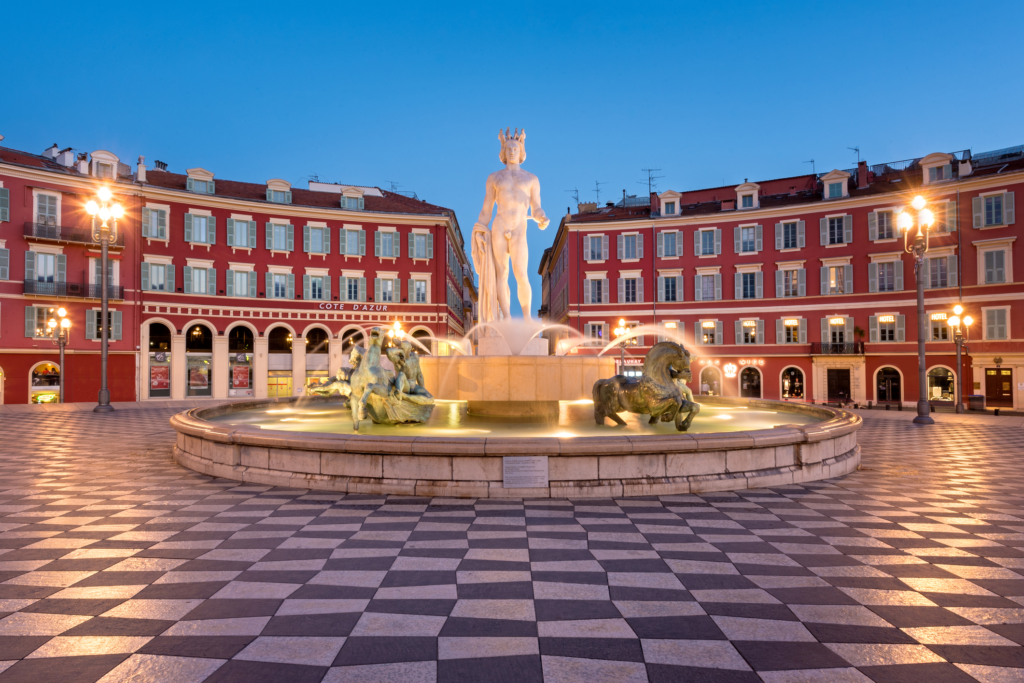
3, 1, 1022, 316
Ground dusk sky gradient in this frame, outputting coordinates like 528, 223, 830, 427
3, 1, 1022, 316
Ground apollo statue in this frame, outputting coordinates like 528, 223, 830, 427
472, 128, 549, 322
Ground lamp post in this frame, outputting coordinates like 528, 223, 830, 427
613, 319, 627, 373
84, 187, 123, 413
387, 321, 406, 346
46, 308, 71, 403
947, 305, 972, 414
897, 196, 935, 425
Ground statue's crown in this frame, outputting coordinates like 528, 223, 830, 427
501, 127, 525, 144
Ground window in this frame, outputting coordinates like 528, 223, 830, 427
741, 321, 757, 344
741, 272, 756, 299
192, 267, 208, 294
662, 232, 677, 257
701, 274, 715, 300
588, 279, 604, 304
701, 230, 715, 255
149, 264, 166, 291
142, 208, 167, 239
380, 232, 394, 256
931, 318, 949, 341
347, 278, 360, 301
741, 194, 753, 208
189, 215, 211, 243
588, 236, 602, 260
309, 276, 324, 300
622, 234, 637, 260
341, 196, 364, 210
701, 323, 717, 345
88, 311, 120, 340
829, 217, 845, 244
34, 253, 56, 283
877, 211, 893, 240
95, 163, 113, 180
345, 230, 361, 255
189, 179, 213, 195
827, 265, 847, 294
267, 189, 290, 204
273, 274, 288, 299
663, 277, 677, 302
236, 271, 250, 296
413, 280, 427, 304
782, 270, 799, 297
985, 308, 1008, 340
664, 201, 676, 215
831, 325, 845, 344
877, 262, 895, 292
782, 222, 798, 249
986, 195, 1003, 226
309, 227, 326, 254
36, 195, 57, 226
29, 307, 55, 338
879, 318, 896, 341
929, 257, 947, 289
929, 166, 948, 183
622, 278, 637, 303
380, 279, 394, 303
984, 250, 1006, 284
413, 234, 428, 258
586, 324, 605, 343
269, 223, 289, 251
741, 227, 756, 253
828, 182, 843, 198
234, 220, 249, 248
784, 321, 800, 343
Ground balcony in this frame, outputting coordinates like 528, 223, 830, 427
810, 342, 865, 355
24, 222, 125, 248
23, 280, 124, 301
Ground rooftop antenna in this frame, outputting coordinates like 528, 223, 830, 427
848, 146, 861, 164
564, 187, 580, 205
593, 180, 607, 204
384, 180, 401, 193
803, 159, 816, 175
639, 168, 664, 196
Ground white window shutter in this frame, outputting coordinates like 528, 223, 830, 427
637, 233, 643, 259
820, 266, 829, 295
618, 278, 624, 303
946, 201, 958, 231
868, 212, 877, 240
798, 268, 806, 297
868, 263, 878, 292
820, 218, 828, 245
694, 230, 701, 255
798, 319, 807, 344
844, 264, 853, 294
869, 316, 878, 342
845, 317, 853, 342
303, 274, 311, 300
797, 220, 805, 247
948, 255, 957, 287
617, 234, 623, 259
374, 230, 381, 257
734, 272, 742, 299
755, 225, 762, 252
755, 271, 763, 298
602, 278, 609, 303
776, 318, 784, 344
756, 320, 764, 345
226, 218, 235, 246
896, 315, 906, 342
775, 270, 783, 298
637, 278, 644, 303
715, 228, 722, 254
657, 276, 665, 302
733, 227, 741, 254
694, 274, 702, 301
775, 223, 783, 250
895, 260, 904, 290
735, 320, 742, 344
226, 270, 234, 297
1005, 192, 1015, 224
821, 317, 828, 342
715, 321, 723, 345
657, 232, 664, 257
714, 273, 722, 300
973, 197, 983, 228
676, 276, 683, 301
843, 215, 853, 243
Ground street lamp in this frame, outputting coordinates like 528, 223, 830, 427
387, 321, 406, 345
46, 307, 71, 403
613, 318, 627, 372
947, 304, 973, 414
897, 195, 935, 425
84, 186, 123, 413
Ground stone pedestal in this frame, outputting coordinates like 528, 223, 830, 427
477, 336, 548, 356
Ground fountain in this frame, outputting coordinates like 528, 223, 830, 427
170, 129, 861, 498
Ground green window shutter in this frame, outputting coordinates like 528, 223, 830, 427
284, 191, 292, 204
303, 225, 310, 253
1005, 192, 1015, 224
226, 218, 235, 246
358, 197, 364, 210
714, 228, 721, 254
303, 274, 311, 300
323, 276, 331, 301
184, 214, 193, 242
408, 278, 415, 302
394, 278, 401, 301
339, 276, 347, 300
226, 270, 234, 297
0, 248, 8, 280
426, 233, 433, 258
895, 260, 904, 290
393, 232, 401, 258
374, 278, 381, 302
208, 180, 215, 195
157, 210, 167, 239
265, 272, 273, 298
187, 178, 194, 192
24, 251, 34, 281
359, 230, 366, 256
358, 277, 366, 301
142, 208, 151, 238
819, 217, 828, 245
339, 229, 347, 255
141, 262, 150, 291
112, 311, 122, 340
896, 315, 906, 342
323, 227, 330, 253
25, 306, 36, 337
972, 197, 983, 228
374, 230, 381, 257
56, 254, 66, 282
286, 273, 294, 300
208, 216, 216, 244
167, 264, 175, 292
409, 233, 415, 258
248, 221, 256, 248
0, 187, 9, 222
266, 188, 273, 201
203, 267, 213, 295
86, 310, 96, 340
948, 255, 957, 287
266, 222, 274, 250
249, 273, 257, 298
287, 224, 294, 252
868, 263, 877, 293
183, 266, 192, 293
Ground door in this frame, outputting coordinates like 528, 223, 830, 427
877, 367, 901, 403
985, 368, 1014, 407
827, 368, 851, 402
740, 367, 761, 398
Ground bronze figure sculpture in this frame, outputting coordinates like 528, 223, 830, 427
593, 341, 700, 431
347, 328, 435, 431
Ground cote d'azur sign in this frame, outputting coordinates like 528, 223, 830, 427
317, 304, 389, 311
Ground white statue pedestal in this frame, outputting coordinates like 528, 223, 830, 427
477, 336, 548, 356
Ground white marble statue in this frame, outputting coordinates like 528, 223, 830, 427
472, 128, 549, 322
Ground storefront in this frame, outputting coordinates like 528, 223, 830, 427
699, 365, 722, 396
186, 325, 212, 398
740, 366, 762, 398
927, 366, 956, 405
228, 327, 255, 398
876, 366, 901, 403
781, 367, 804, 399
148, 323, 171, 398
305, 328, 330, 392
268, 326, 292, 398
30, 362, 60, 403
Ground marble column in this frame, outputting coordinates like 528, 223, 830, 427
253, 336, 269, 399
212, 335, 229, 399
291, 335, 306, 396
170, 334, 186, 400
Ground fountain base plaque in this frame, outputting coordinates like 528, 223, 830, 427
503, 456, 549, 489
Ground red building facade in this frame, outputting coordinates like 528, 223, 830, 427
541, 146, 1023, 410
0, 138, 473, 404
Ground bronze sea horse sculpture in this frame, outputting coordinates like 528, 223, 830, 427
592, 341, 700, 431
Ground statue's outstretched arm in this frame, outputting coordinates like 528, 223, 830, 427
474, 176, 496, 231
530, 176, 549, 230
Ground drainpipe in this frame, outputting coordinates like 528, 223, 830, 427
650, 222, 657, 329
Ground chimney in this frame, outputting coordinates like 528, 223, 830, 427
76, 152, 89, 174
857, 160, 869, 190
42, 144, 60, 159
55, 148, 75, 167
721, 199, 736, 211
137, 155, 147, 183
577, 202, 597, 213
154, 160, 167, 171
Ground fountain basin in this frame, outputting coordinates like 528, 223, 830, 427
171, 396, 861, 498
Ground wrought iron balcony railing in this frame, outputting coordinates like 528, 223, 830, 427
24, 221, 125, 247
23, 279, 124, 300
810, 341, 865, 355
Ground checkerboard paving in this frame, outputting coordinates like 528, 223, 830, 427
0, 407, 1020, 682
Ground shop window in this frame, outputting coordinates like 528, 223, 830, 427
927, 367, 955, 403
699, 367, 721, 396
877, 367, 901, 403
30, 363, 60, 403
148, 323, 172, 398
740, 367, 761, 398
781, 367, 804, 399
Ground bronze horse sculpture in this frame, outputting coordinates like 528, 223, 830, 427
593, 341, 700, 431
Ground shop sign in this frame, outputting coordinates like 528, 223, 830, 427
931, 312, 947, 321
739, 359, 765, 366
829, 317, 846, 325
619, 358, 643, 365
698, 359, 721, 365
154, 352, 167, 362
318, 303, 389, 311
150, 366, 169, 390
232, 365, 250, 389
878, 315, 895, 323
724, 363, 738, 378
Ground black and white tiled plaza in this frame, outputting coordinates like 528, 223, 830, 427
0, 406, 1021, 682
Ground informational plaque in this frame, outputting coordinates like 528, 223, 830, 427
503, 456, 549, 489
